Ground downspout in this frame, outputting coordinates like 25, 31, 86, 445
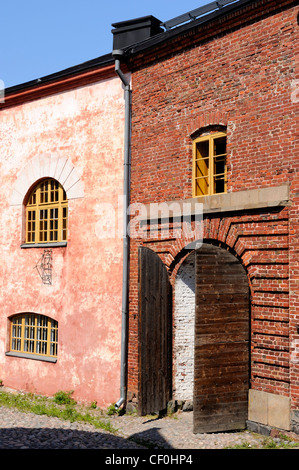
113, 50, 131, 410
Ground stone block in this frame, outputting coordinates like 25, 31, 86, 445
248, 389, 268, 425
268, 393, 290, 431
248, 390, 291, 431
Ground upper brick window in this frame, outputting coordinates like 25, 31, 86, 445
25, 178, 68, 245
192, 131, 227, 197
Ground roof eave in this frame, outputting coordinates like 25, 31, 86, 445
122, 0, 259, 57
5, 53, 114, 97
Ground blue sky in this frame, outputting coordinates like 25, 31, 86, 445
1, 0, 211, 88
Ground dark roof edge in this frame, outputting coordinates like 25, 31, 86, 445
112, 15, 162, 29
122, 0, 264, 56
4, 52, 114, 96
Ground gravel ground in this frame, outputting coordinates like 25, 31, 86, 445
0, 405, 269, 450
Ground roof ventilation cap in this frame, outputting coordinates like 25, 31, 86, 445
112, 16, 164, 50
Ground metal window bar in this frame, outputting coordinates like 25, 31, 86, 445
10, 314, 58, 357
35, 249, 53, 285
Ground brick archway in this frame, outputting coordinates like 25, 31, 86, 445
128, 207, 290, 416
172, 238, 250, 412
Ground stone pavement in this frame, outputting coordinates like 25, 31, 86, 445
110, 410, 268, 450
0, 404, 269, 450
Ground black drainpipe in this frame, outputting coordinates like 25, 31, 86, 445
112, 49, 131, 410
111, 15, 163, 410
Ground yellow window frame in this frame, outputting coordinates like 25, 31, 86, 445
192, 132, 227, 197
10, 313, 58, 358
25, 179, 68, 244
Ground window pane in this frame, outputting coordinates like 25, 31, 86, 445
11, 317, 22, 352
62, 207, 68, 240
214, 173, 225, 194
27, 210, 36, 243
196, 176, 209, 196
39, 210, 48, 242
213, 136, 226, 194
50, 180, 59, 202
40, 181, 49, 204
214, 136, 226, 156
196, 157, 209, 178
196, 140, 209, 159
195, 141, 209, 196
28, 188, 37, 206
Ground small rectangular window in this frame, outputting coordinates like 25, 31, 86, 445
193, 132, 227, 197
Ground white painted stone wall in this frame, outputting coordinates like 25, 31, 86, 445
173, 252, 195, 401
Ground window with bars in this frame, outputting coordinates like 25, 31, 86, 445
9, 313, 58, 359
192, 132, 227, 197
25, 179, 68, 244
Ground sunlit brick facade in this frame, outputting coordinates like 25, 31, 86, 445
124, 0, 299, 432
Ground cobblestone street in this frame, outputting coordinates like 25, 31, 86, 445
0, 405, 272, 450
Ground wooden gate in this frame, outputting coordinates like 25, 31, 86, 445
194, 244, 250, 433
138, 246, 172, 415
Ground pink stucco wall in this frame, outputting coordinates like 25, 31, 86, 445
0, 73, 125, 406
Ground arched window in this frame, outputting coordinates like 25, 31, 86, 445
8, 313, 58, 360
192, 131, 227, 197
25, 178, 68, 245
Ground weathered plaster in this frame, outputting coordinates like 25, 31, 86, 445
0, 75, 126, 406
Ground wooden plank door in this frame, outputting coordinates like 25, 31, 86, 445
138, 246, 172, 416
194, 244, 250, 433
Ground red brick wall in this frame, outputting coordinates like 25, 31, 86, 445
127, 0, 299, 413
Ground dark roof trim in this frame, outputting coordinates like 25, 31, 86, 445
122, 0, 259, 56
4, 53, 114, 96
162, 0, 240, 30
112, 15, 162, 30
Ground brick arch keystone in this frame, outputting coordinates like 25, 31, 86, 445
187, 110, 229, 137
165, 220, 250, 279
